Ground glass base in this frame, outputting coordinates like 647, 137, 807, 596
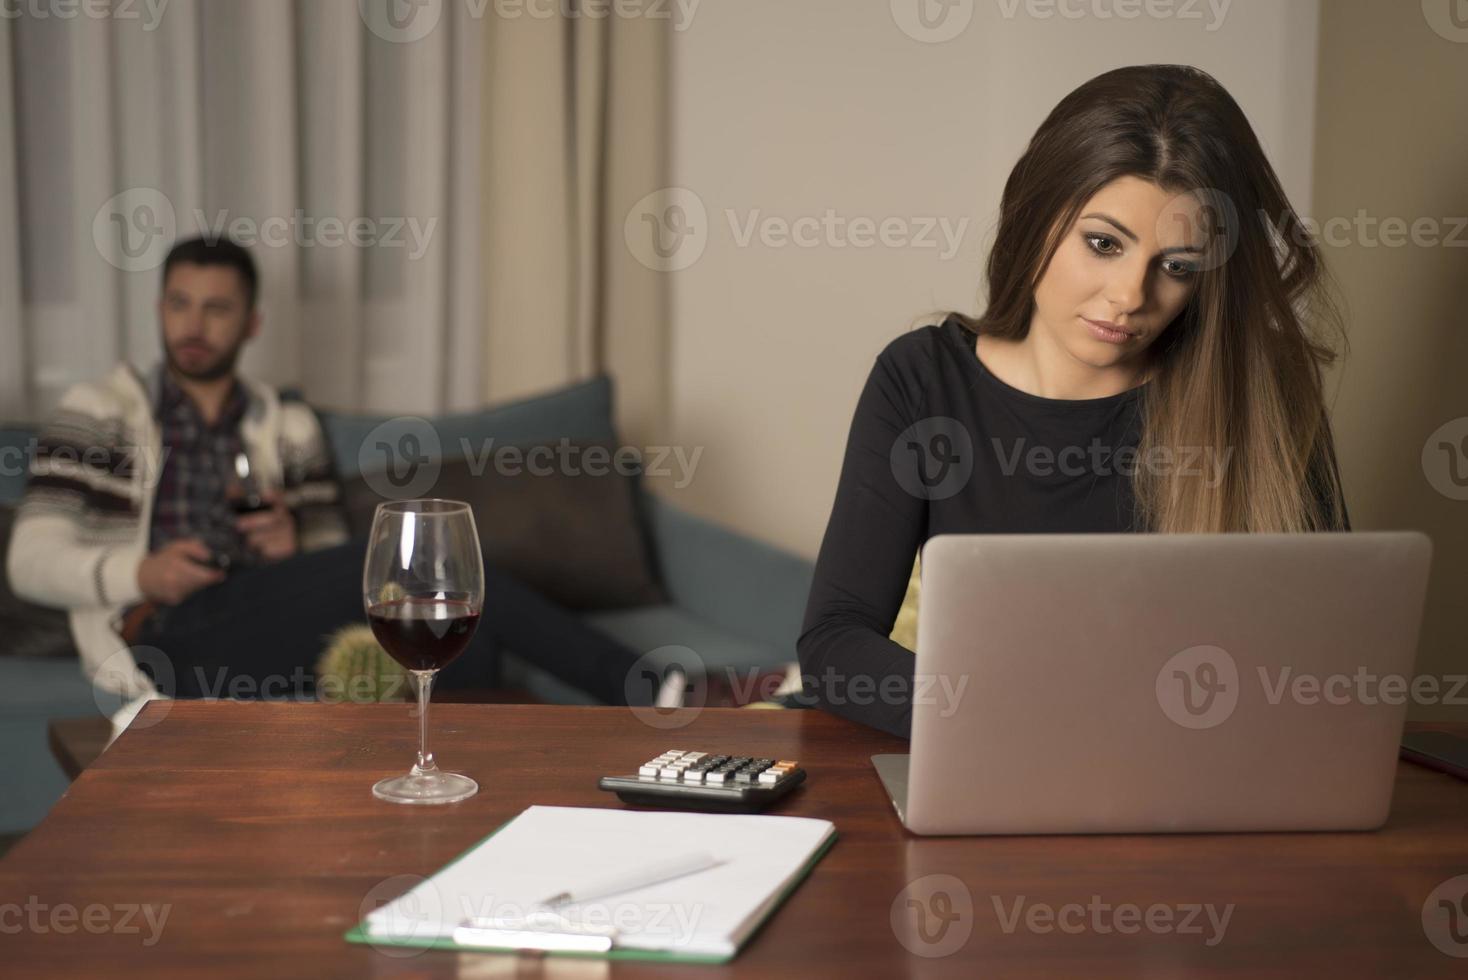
373, 769, 478, 805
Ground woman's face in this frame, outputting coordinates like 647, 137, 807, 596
1030, 176, 1207, 373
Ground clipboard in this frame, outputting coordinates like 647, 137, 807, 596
344, 805, 838, 964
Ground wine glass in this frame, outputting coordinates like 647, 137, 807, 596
363, 499, 485, 804
228, 450, 269, 514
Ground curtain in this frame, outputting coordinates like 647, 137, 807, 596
1, 1, 668, 441
479, 4, 670, 446
1, 1, 485, 418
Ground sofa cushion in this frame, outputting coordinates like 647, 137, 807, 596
0, 504, 77, 659
640, 493, 814, 656
0, 427, 34, 504
340, 450, 666, 611
582, 603, 787, 673
501, 604, 791, 707
320, 375, 618, 479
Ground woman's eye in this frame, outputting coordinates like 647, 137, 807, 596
1087, 232, 1196, 280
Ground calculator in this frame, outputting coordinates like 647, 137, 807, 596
598, 750, 807, 813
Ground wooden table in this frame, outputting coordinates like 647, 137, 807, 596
44, 690, 540, 781
3, 702, 1466, 977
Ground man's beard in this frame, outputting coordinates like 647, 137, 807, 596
164, 337, 246, 382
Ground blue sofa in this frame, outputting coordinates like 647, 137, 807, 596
0, 375, 815, 833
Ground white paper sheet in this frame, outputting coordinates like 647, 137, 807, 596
364, 804, 836, 958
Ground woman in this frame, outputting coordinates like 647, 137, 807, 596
796, 64, 1351, 739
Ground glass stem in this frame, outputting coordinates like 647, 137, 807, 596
413, 669, 437, 774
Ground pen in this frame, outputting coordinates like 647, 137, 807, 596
541, 850, 722, 908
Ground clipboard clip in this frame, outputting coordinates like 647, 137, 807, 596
453, 913, 619, 954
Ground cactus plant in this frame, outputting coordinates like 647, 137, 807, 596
315, 623, 409, 703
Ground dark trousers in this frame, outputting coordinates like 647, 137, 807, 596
135, 536, 647, 705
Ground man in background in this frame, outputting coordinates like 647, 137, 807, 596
5, 237, 355, 699
7, 235, 660, 709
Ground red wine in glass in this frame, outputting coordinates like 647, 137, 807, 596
230, 494, 272, 515
362, 498, 485, 805
367, 597, 481, 671
228, 452, 271, 513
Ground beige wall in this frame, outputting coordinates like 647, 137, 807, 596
1313, 2, 1468, 721
664, 0, 1320, 556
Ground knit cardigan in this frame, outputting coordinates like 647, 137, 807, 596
5, 363, 348, 697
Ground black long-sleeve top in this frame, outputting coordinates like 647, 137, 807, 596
796, 314, 1348, 739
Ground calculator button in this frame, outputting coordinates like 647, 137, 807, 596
695, 762, 728, 783
685, 757, 722, 780
758, 762, 799, 784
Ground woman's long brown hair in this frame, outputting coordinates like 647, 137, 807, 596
953, 64, 1349, 533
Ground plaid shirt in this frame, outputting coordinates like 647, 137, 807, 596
149, 370, 253, 565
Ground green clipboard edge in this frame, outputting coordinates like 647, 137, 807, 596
343, 812, 839, 965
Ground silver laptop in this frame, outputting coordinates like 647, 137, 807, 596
873, 531, 1433, 835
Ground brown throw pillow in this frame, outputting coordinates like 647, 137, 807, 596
341, 445, 667, 611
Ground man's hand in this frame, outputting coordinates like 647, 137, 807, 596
136, 537, 226, 606
236, 490, 298, 562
